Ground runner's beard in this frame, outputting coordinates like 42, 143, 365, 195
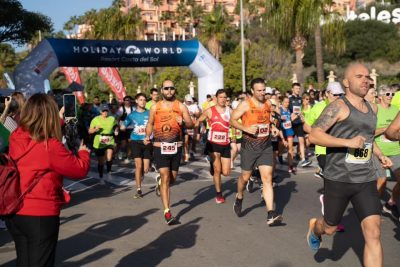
163, 94, 175, 101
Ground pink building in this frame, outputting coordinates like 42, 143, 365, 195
122, 0, 239, 40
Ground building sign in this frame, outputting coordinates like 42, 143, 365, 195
347, 6, 400, 24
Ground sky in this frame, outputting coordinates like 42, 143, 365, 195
19, 0, 113, 33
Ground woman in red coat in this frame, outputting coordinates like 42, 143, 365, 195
5, 93, 90, 267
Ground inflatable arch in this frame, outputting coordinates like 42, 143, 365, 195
14, 38, 223, 104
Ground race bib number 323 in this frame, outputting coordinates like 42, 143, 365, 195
345, 143, 372, 164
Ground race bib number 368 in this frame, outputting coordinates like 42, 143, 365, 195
345, 143, 372, 164
161, 142, 178, 155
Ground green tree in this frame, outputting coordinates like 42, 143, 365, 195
199, 4, 231, 60
155, 67, 196, 100
0, 44, 16, 87
0, 0, 53, 44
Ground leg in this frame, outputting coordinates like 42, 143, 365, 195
106, 148, 113, 173
258, 165, 274, 211
230, 143, 238, 169
298, 136, 306, 160
143, 159, 150, 174
211, 152, 222, 193
376, 177, 387, 198
361, 215, 383, 267
159, 167, 171, 211
221, 157, 231, 177
134, 158, 143, 189
237, 170, 252, 199
287, 137, 294, 168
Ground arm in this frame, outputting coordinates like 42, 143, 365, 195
144, 105, 155, 144
48, 140, 90, 179
230, 101, 257, 135
374, 127, 386, 137
88, 117, 100, 134
373, 141, 392, 168
309, 100, 364, 148
194, 108, 211, 128
181, 104, 194, 129
0, 97, 11, 123
385, 112, 400, 141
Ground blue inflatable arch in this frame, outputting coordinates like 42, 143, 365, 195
14, 38, 223, 104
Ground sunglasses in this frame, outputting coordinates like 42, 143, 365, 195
385, 92, 395, 97
163, 86, 176, 91
332, 93, 344, 97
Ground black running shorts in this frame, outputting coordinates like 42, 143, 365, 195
205, 141, 231, 158
323, 179, 381, 226
94, 146, 114, 157
240, 145, 273, 171
292, 123, 305, 138
153, 147, 182, 171
130, 141, 152, 159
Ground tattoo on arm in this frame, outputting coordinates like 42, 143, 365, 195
312, 100, 341, 131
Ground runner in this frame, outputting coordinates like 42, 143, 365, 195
89, 103, 118, 184
373, 85, 400, 221
195, 89, 231, 204
306, 63, 392, 267
230, 78, 282, 225
121, 93, 151, 199
280, 96, 296, 173
183, 94, 200, 162
144, 79, 193, 225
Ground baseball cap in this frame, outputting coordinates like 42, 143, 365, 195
265, 87, 273, 95
326, 82, 345, 95
100, 103, 109, 111
184, 94, 193, 102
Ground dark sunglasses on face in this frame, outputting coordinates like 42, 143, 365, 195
163, 86, 175, 91
332, 93, 344, 97
385, 92, 395, 97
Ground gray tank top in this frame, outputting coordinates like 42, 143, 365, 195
324, 97, 377, 183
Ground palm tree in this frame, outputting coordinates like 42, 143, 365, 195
265, 0, 345, 87
199, 4, 231, 60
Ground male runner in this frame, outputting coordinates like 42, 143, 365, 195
144, 80, 193, 225
121, 93, 151, 199
230, 78, 282, 225
196, 89, 231, 204
306, 63, 392, 267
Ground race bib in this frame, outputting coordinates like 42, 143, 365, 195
283, 120, 292, 130
99, 135, 112, 145
187, 129, 194, 136
210, 131, 228, 143
235, 129, 242, 137
161, 142, 177, 155
281, 115, 288, 121
345, 143, 372, 164
257, 124, 270, 137
135, 126, 146, 135
293, 106, 301, 114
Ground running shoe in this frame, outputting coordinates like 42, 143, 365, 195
291, 166, 297, 174
314, 169, 324, 179
383, 202, 400, 220
266, 210, 283, 226
123, 158, 131, 164
215, 194, 225, 204
319, 194, 324, 215
246, 177, 254, 193
307, 218, 322, 251
233, 196, 243, 217
300, 159, 312, 167
155, 175, 161, 197
288, 168, 293, 173
336, 223, 345, 232
134, 189, 143, 199
164, 211, 177, 225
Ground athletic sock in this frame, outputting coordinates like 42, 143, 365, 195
106, 160, 112, 173
98, 164, 104, 178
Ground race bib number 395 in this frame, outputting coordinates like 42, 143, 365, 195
345, 143, 372, 164
161, 142, 178, 155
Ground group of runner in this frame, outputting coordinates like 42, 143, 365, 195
86, 62, 400, 267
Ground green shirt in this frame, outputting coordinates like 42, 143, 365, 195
90, 115, 117, 149
145, 100, 155, 110
391, 91, 400, 110
305, 100, 328, 155
375, 105, 400, 156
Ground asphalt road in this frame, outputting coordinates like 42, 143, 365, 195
1, 154, 399, 267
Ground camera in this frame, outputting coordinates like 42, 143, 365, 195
0, 96, 19, 114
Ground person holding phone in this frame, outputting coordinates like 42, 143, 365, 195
5, 93, 90, 267
89, 103, 117, 184
0, 92, 25, 133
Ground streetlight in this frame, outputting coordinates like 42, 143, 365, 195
240, 0, 246, 92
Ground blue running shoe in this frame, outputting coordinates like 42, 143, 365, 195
307, 218, 321, 251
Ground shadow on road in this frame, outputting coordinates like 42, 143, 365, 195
56, 209, 158, 266
116, 217, 202, 266
313, 208, 363, 265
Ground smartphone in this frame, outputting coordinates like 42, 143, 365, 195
63, 94, 77, 119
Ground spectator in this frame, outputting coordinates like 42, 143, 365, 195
145, 88, 159, 110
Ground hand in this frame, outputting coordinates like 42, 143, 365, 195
176, 116, 183, 125
379, 155, 392, 169
59, 106, 65, 119
244, 125, 258, 135
78, 141, 90, 153
283, 140, 288, 147
271, 126, 279, 137
143, 136, 150, 145
346, 136, 366, 149
4, 96, 11, 108
114, 128, 119, 136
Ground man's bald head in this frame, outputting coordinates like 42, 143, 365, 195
344, 63, 368, 82
343, 62, 371, 98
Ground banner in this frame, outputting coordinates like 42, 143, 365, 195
98, 67, 126, 102
61, 67, 85, 104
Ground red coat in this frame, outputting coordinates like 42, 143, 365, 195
9, 127, 90, 216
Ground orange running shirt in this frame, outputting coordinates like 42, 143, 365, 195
241, 98, 272, 150
153, 100, 183, 143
